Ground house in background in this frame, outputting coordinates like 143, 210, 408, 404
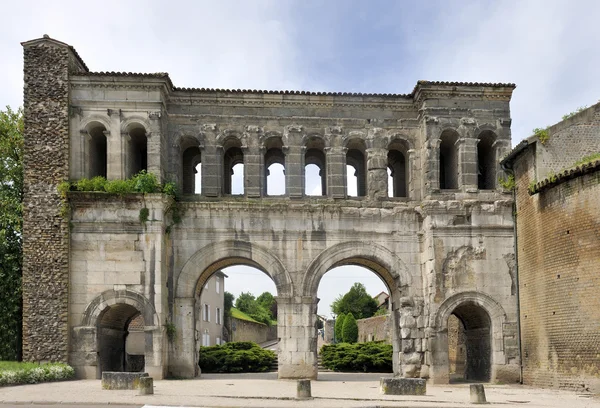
374, 291, 389, 312
197, 271, 227, 346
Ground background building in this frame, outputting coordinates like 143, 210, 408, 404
197, 271, 226, 347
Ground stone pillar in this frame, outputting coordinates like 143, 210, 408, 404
200, 125, 220, 197
70, 326, 98, 379
244, 145, 262, 198
169, 297, 197, 378
22, 36, 84, 363
107, 109, 122, 180
460, 137, 478, 192
494, 139, 511, 189
277, 296, 318, 379
284, 126, 304, 198
325, 147, 346, 198
428, 329, 450, 384
366, 147, 388, 200
147, 112, 162, 182
398, 297, 425, 379
407, 149, 417, 200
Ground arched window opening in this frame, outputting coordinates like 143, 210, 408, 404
387, 149, 407, 198
346, 139, 366, 197
439, 130, 459, 190
196, 265, 277, 369
97, 304, 143, 374
182, 146, 201, 194
264, 137, 286, 196
305, 137, 326, 196
87, 123, 107, 178
447, 303, 491, 382
477, 131, 497, 190
223, 138, 244, 195
127, 125, 147, 178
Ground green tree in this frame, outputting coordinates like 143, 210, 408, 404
0, 107, 23, 360
235, 292, 273, 326
224, 291, 234, 318
256, 291, 277, 319
342, 313, 358, 343
331, 282, 379, 319
334, 313, 346, 343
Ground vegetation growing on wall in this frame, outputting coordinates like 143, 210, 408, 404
320, 342, 393, 373
533, 127, 549, 145
198, 342, 275, 373
498, 174, 516, 191
574, 153, 600, 167
0, 107, 23, 361
562, 106, 588, 121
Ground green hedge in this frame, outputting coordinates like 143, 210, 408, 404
320, 341, 393, 373
199, 342, 276, 373
0, 362, 75, 386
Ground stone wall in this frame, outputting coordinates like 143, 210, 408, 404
357, 315, 391, 343
512, 148, 600, 391
21, 37, 85, 362
229, 317, 275, 344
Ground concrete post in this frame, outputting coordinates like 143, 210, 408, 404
276, 296, 318, 379
470, 384, 487, 404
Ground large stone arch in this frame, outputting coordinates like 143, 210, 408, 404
302, 241, 412, 298
430, 291, 508, 384
176, 240, 293, 299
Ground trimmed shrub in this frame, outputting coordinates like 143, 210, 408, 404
0, 362, 75, 386
199, 342, 276, 373
342, 313, 358, 343
320, 341, 393, 373
334, 313, 346, 343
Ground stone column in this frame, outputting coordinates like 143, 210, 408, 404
244, 145, 262, 198
366, 147, 388, 200
407, 149, 417, 200
398, 297, 426, 379
277, 296, 318, 379
169, 297, 197, 378
200, 125, 220, 197
325, 147, 346, 198
107, 109, 122, 180
460, 137, 478, 192
147, 112, 162, 182
284, 125, 304, 198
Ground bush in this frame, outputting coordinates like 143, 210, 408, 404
334, 313, 346, 343
342, 313, 358, 343
104, 178, 135, 195
199, 342, 276, 373
0, 362, 75, 386
320, 342, 393, 373
131, 170, 161, 193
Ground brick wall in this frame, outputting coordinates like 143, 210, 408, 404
514, 148, 600, 391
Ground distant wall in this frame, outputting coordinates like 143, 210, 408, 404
357, 315, 391, 343
230, 317, 276, 344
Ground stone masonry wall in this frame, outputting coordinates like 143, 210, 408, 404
21, 40, 74, 362
357, 315, 391, 343
514, 150, 600, 392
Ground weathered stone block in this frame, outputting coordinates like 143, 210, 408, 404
138, 376, 154, 395
101, 371, 149, 390
380, 377, 426, 395
296, 379, 312, 399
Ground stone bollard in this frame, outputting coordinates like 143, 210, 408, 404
470, 383, 487, 404
296, 379, 312, 399
138, 376, 154, 395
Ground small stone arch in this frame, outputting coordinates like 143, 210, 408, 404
81, 289, 159, 327
81, 116, 111, 132
176, 240, 293, 299
216, 129, 245, 148
301, 132, 330, 148
387, 133, 414, 151
121, 117, 151, 135
302, 241, 412, 298
434, 291, 506, 331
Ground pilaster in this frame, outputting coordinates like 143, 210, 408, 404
200, 124, 220, 197
325, 147, 346, 198
460, 137, 478, 192
284, 126, 304, 198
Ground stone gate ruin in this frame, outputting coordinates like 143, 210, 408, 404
21, 35, 520, 383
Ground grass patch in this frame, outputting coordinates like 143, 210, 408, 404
230, 307, 265, 325
0, 361, 75, 386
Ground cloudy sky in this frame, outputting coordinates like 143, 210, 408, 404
3, 0, 600, 317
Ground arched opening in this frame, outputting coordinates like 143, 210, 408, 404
196, 263, 278, 374
97, 303, 143, 375
86, 122, 107, 178
447, 302, 491, 382
388, 140, 408, 198
223, 137, 244, 195
477, 131, 497, 190
439, 130, 459, 190
125, 314, 145, 372
182, 146, 202, 194
346, 139, 366, 197
305, 137, 326, 196
264, 137, 286, 196
126, 125, 148, 178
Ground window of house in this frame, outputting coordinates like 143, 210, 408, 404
216, 307, 222, 325
203, 304, 209, 322
216, 336, 221, 345
202, 329, 210, 346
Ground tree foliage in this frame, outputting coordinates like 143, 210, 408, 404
256, 291, 277, 319
235, 291, 275, 326
224, 291, 234, 319
334, 313, 346, 343
342, 313, 358, 343
0, 106, 23, 361
331, 282, 379, 319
